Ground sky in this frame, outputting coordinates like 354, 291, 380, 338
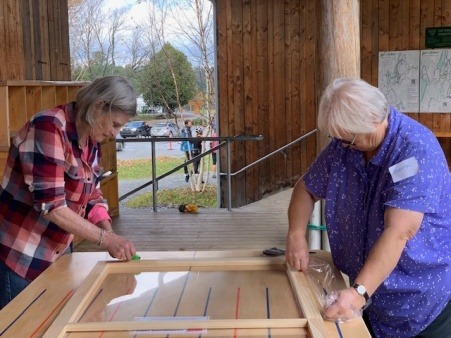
115, 0, 211, 24
105, 0, 148, 22
102, 0, 213, 65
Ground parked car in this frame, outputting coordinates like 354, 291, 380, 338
150, 122, 178, 137
119, 121, 151, 138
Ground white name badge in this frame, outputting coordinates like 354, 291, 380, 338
389, 157, 419, 183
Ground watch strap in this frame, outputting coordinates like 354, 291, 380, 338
352, 283, 372, 310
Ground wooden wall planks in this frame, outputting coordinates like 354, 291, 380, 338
216, 0, 318, 207
0, 0, 71, 81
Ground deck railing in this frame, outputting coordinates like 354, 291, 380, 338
118, 135, 263, 211
118, 129, 317, 211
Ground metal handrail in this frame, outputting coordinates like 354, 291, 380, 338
117, 135, 263, 211
116, 130, 316, 211
220, 129, 317, 209
229, 129, 317, 176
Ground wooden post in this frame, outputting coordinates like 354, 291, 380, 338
316, 0, 361, 151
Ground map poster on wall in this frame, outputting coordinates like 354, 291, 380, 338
378, 50, 420, 112
419, 49, 451, 112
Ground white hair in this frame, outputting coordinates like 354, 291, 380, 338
76, 76, 137, 125
318, 77, 389, 138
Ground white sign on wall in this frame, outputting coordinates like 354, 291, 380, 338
378, 50, 420, 112
378, 49, 451, 113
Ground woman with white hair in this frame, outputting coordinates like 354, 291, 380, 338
0, 76, 138, 309
286, 77, 451, 337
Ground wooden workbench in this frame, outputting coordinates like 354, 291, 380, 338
0, 250, 371, 337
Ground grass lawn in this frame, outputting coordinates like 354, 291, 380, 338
117, 156, 218, 209
117, 157, 184, 180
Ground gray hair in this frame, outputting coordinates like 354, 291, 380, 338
76, 76, 137, 124
318, 77, 389, 138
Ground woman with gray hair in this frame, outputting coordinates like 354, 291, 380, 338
0, 76, 138, 309
286, 77, 451, 337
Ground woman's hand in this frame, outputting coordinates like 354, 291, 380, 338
102, 232, 136, 261
286, 178, 317, 273
323, 287, 364, 322
285, 230, 310, 273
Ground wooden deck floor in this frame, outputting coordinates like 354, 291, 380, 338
74, 188, 293, 253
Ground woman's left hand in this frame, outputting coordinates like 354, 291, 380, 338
323, 287, 364, 322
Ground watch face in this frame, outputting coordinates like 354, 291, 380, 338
356, 285, 366, 295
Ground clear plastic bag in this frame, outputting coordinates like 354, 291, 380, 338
307, 257, 338, 306
307, 257, 362, 322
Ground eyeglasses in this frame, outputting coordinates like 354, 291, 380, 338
329, 133, 357, 146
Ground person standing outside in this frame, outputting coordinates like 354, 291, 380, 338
192, 126, 203, 178
0, 76, 138, 309
286, 77, 451, 337
210, 128, 218, 178
180, 119, 194, 182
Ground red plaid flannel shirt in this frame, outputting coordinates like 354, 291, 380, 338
0, 103, 110, 281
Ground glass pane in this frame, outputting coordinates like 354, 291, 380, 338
77, 270, 301, 324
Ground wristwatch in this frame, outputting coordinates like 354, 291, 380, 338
352, 283, 372, 310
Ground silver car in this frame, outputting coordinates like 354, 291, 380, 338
150, 122, 178, 137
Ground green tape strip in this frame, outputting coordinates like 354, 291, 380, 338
307, 224, 327, 231
132, 254, 141, 261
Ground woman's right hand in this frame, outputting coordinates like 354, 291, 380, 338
285, 229, 310, 273
103, 232, 136, 261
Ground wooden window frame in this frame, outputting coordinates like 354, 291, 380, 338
42, 257, 329, 337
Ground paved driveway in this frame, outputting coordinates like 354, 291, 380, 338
116, 137, 184, 160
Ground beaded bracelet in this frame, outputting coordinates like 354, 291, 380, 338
95, 228, 106, 246
95, 229, 115, 246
